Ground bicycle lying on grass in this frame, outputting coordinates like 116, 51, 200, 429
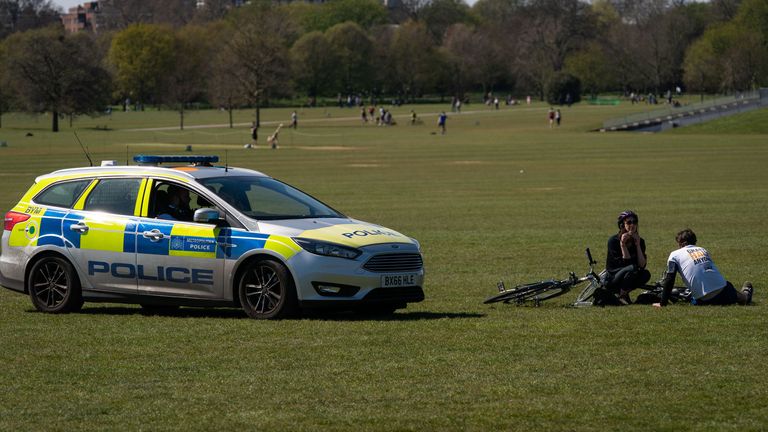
484, 248, 691, 307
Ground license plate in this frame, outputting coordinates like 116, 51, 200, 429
381, 273, 418, 288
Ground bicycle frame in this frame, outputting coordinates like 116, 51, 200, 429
486, 248, 601, 306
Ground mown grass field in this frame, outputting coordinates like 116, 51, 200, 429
1, 100, 766, 431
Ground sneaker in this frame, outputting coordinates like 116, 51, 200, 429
618, 291, 632, 306
742, 282, 754, 305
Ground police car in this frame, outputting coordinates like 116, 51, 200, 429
0, 155, 424, 319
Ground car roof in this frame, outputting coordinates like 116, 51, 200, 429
38, 164, 269, 184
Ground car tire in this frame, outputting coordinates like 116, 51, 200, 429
27, 256, 83, 313
238, 259, 298, 319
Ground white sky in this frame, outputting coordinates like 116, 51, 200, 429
53, 0, 85, 12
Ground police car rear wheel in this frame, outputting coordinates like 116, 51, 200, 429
28, 257, 83, 313
238, 259, 297, 319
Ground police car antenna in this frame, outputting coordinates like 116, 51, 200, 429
225, 150, 229, 172
73, 131, 93, 167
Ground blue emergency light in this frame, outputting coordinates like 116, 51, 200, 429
133, 155, 219, 166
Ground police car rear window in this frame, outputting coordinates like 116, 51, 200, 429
83, 178, 142, 216
34, 180, 91, 209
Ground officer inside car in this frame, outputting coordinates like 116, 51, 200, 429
158, 184, 193, 221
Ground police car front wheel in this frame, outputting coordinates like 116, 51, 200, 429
27, 256, 83, 313
238, 259, 298, 319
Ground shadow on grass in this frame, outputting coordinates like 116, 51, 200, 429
28, 307, 484, 321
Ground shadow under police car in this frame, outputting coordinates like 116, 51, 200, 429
27, 307, 484, 321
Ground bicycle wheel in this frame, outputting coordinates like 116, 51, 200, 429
574, 278, 600, 304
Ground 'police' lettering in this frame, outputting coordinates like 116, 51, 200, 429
165, 267, 190, 283
88, 261, 109, 275
342, 229, 400, 239
87, 261, 213, 285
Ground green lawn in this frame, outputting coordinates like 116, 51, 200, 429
1, 101, 766, 431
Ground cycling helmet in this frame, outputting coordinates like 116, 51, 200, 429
617, 210, 638, 228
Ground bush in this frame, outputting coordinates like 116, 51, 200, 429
546, 72, 581, 105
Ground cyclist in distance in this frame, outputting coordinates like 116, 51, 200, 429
604, 210, 651, 304
653, 229, 753, 307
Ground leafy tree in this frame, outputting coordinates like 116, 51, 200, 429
0, 0, 61, 39
3, 26, 111, 132
108, 23, 175, 108
387, 20, 439, 101
290, 31, 339, 98
683, 36, 721, 98
283, 0, 387, 34
420, 0, 474, 42
683, 0, 768, 93
326, 21, 373, 94
565, 42, 615, 97
545, 71, 580, 105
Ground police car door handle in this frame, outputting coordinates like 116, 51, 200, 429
142, 229, 165, 241
69, 222, 89, 234
217, 242, 236, 248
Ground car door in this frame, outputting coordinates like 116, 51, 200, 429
135, 179, 225, 299
62, 177, 143, 294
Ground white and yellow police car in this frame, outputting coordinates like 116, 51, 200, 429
0, 155, 424, 319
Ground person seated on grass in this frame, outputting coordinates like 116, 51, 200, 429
604, 210, 651, 304
653, 229, 753, 307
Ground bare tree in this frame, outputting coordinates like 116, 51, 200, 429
161, 25, 214, 130
98, 0, 196, 30
0, 0, 61, 39
3, 27, 111, 131
222, 4, 295, 128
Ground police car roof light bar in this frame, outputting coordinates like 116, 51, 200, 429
133, 155, 219, 166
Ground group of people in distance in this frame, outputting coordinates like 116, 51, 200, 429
603, 210, 754, 307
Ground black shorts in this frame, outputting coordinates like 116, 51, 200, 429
693, 282, 738, 306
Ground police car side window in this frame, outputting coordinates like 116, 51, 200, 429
83, 178, 142, 216
152, 181, 214, 221
34, 180, 91, 209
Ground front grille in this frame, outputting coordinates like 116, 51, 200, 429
363, 253, 423, 273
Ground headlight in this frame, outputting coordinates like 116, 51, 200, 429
293, 238, 361, 260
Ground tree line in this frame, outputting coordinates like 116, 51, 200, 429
0, 0, 767, 131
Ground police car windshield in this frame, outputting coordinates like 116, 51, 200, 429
199, 176, 343, 220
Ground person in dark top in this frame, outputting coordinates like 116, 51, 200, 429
158, 185, 192, 221
604, 210, 651, 304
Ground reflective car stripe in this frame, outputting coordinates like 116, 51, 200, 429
140, 179, 153, 217
78, 216, 132, 253
264, 235, 301, 260
134, 179, 148, 217
169, 224, 217, 259
72, 179, 99, 210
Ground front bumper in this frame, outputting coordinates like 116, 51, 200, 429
289, 242, 425, 306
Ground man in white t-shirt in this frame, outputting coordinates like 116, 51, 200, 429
654, 229, 753, 307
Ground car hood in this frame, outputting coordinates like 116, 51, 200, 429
256, 218, 415, 248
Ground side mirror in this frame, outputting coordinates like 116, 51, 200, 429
193, 208, 221, 224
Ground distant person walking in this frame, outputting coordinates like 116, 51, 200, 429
249, 122, 258, 147
438, 112, 447, 135
290, 111, 298, 129
555, 109, 561, 127
548, 107, 555, 128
